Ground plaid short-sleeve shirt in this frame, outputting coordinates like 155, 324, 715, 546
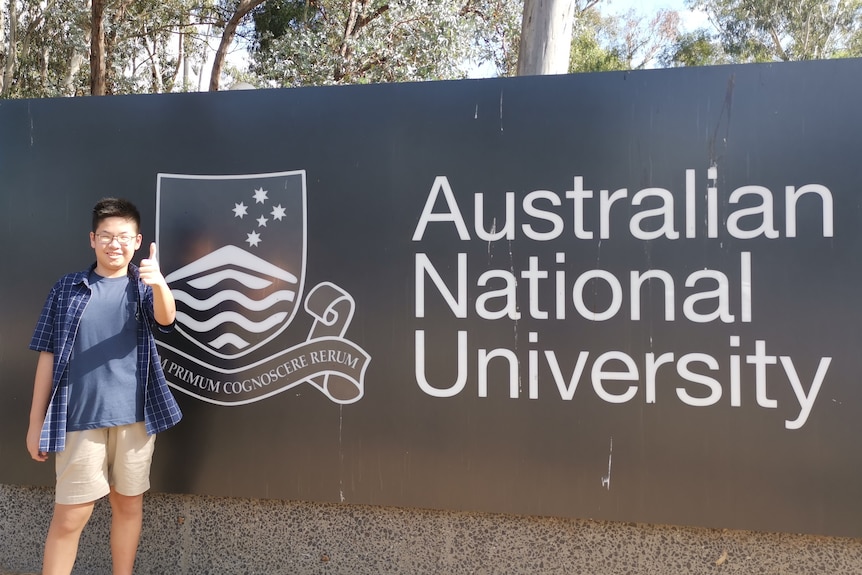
29, 263, 182, 453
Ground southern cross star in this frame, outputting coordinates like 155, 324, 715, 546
233, 202, 248, 218
253, 187, 269, 204
246, 230, 262, 247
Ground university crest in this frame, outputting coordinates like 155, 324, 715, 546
155, 171, 369, 405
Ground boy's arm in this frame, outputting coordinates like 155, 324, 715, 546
26, 351, 53, 462
149, 281, 176, 327
139, 242, 176, 326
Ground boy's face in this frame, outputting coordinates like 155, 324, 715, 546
89, 216, 142, 278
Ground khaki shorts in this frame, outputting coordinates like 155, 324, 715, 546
55, 422, 156, 505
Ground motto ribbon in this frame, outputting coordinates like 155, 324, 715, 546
158, 282, 370, 406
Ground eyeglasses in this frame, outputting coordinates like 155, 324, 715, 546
95, 233, 138, 246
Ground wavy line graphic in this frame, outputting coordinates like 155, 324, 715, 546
173, 289, 295, 312
208, 333, 252, 350
177, 311, 288, 333
187, 270, 274, 290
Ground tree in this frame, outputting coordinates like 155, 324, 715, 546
659, 28, 729, 67
0, 0, 233, 98
687, 0, 862, 62
606, 8, 681, 69
568, 4, 681, 72
568, 4, 625, 72
1, 0, 525, 96
0, 0, 17, 96
210, 0, 267, 90
517, 0, 578, 75
469, 0, 524, 77
102, 0, 224, 95
91, 0, 107, 95
249, 0, 523, 86
1, 0, 91, 97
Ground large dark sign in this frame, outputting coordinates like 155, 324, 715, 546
2, 59, 861, 538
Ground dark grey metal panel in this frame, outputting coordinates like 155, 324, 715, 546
2, 59, 861, 537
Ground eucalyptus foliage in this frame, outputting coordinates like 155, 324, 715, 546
1, 0, 90, 97
659, 27, 731, 67
687, 0, 862, 61
569, 7, 626, 72
249, 0, 523, 86
0, 0, 223, 97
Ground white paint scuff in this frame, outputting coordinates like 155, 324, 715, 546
601, 437, 613, 490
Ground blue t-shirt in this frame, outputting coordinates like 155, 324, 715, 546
67, 272, 143, 431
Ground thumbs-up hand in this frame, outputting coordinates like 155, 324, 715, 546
139, 242, 166, 287
140, 242, 176, 325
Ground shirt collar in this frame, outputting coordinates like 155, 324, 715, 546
74, 262, 140, 287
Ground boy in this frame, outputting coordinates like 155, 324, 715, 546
26, 197, 182, 575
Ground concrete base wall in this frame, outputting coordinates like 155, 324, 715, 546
2, 484, 861, 574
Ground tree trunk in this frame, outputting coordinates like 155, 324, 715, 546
334, 1, 389, 83
198, 23, 211, 92
90, 0, 107, 95
516, 0, 576, 75
2, 0, 17, 97
179, 13, 189, 92
335, 0, 362, 82
145, 37, 164, 93
40, 45, 49, 89
209, 0, 267, 91
64, 52, 85, 96
0, 1, 5, 94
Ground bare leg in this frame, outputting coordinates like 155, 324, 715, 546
43, 501, 95, 575
109, 488, 144, 575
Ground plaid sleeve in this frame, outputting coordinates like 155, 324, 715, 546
142, 282, 154, 324
29, 284, 58, 352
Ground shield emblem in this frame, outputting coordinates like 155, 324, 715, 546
156, 171, 306, 362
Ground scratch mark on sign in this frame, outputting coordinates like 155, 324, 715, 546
499, 90, 504, 132
509, 238, 520, 354
601, 437, 613, 489
488, 218, 497, 259
709, 74, 735, 165
475, 104, 479, 120
28, 102, 35, 147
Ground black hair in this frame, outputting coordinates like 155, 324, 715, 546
91, 197, 141, 232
